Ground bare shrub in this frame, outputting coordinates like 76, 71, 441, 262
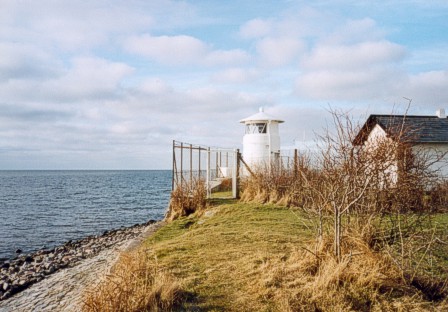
165, 178, 206, 222
240, 108, 448, 305
240, 153, 315, 208
427, 181, 448, 212
83, 250, 185, 312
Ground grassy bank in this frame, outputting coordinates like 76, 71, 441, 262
145, 200, 315, 311
83, 199, 448, 311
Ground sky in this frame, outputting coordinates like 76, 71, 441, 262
0, 0, 447, 169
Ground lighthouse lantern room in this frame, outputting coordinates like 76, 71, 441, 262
240, 107, 284, 169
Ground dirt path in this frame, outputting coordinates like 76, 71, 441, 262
0, 222, 163, 312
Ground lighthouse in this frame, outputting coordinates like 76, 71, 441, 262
240, 107, 284, 170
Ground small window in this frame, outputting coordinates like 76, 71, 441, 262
256, 123, 267, 133
245, 122, 267, 134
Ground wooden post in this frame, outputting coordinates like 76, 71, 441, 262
235, 149, 240, 199
294, 149, 298, 180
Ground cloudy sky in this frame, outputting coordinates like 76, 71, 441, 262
1, 0, 447, 169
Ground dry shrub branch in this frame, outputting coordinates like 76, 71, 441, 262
241, 108, 448, 306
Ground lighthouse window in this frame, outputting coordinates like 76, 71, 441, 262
245, 123, 267, 134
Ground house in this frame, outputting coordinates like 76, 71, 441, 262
353, 110, 448, 182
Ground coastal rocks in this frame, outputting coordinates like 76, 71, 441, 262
0, 220, 156, 301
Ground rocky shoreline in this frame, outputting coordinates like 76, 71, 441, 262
0, 220, 157, 301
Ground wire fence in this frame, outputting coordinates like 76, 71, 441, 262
172, 140, 240, 198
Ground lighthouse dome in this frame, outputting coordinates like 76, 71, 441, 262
239, 107, 284, 124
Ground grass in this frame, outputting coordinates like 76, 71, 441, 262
84, 200, 448, 311
144, 201, 315, 311
210, 190, 233, 198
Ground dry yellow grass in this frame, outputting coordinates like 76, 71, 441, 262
83, 200, 447, 311
165, 179, 206, 222
82, 250, 185, 312
258, 234, 448, 311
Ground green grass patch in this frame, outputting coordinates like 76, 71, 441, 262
144, 201, 315, 311
141, 201, 448, 311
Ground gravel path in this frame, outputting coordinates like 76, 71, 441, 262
0, 221, 163, 312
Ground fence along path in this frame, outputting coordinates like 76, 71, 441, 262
172, 140, 240, 199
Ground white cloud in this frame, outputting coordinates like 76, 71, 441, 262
0, 57, 134, 103
211, 68, 261, 84
125, 34, 250, 67
296, 67, 406, 101
204, 49, 250, 66
0, 1, 447, 169
125, 34, 208, 65
321, 18, 386, 45
302, 41, 406, 70
239, 18, 273, 39
53, 57, 134, 99
406, 70, 448, 105
0, 1, 153, 51
256, 37, 305, 67
0, 42, 62, 81
139, 78, 173, 94
293, 16, 408, 102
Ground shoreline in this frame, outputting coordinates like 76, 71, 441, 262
0, 219, 159, 302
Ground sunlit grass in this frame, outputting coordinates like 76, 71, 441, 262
144, 201, 315, 311
84, 199, 448, 311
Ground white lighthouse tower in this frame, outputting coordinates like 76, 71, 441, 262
240, 107, 284, 170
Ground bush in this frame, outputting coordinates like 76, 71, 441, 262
165, 178, 206, 222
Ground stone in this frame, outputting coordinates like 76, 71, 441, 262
35, 256, 43, 264
24, 255, 33, 263
1, 262, 10, 269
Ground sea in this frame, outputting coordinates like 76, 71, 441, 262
0, 170, 171, 260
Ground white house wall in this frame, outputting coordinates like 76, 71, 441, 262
412, 144, 448, 178
362, 124, 448, 181
365, 124, 388, 146
363, 124, 398, 186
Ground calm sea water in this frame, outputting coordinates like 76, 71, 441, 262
0, 170, 171, 259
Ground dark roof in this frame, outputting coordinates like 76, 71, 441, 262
353, 114, 448, 145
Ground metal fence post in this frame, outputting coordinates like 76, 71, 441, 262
206, 147, 211, 198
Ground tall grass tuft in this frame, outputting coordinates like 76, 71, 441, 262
83, 250, 185, 312
261, 231, 447, 311
165, 178, 206, 222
